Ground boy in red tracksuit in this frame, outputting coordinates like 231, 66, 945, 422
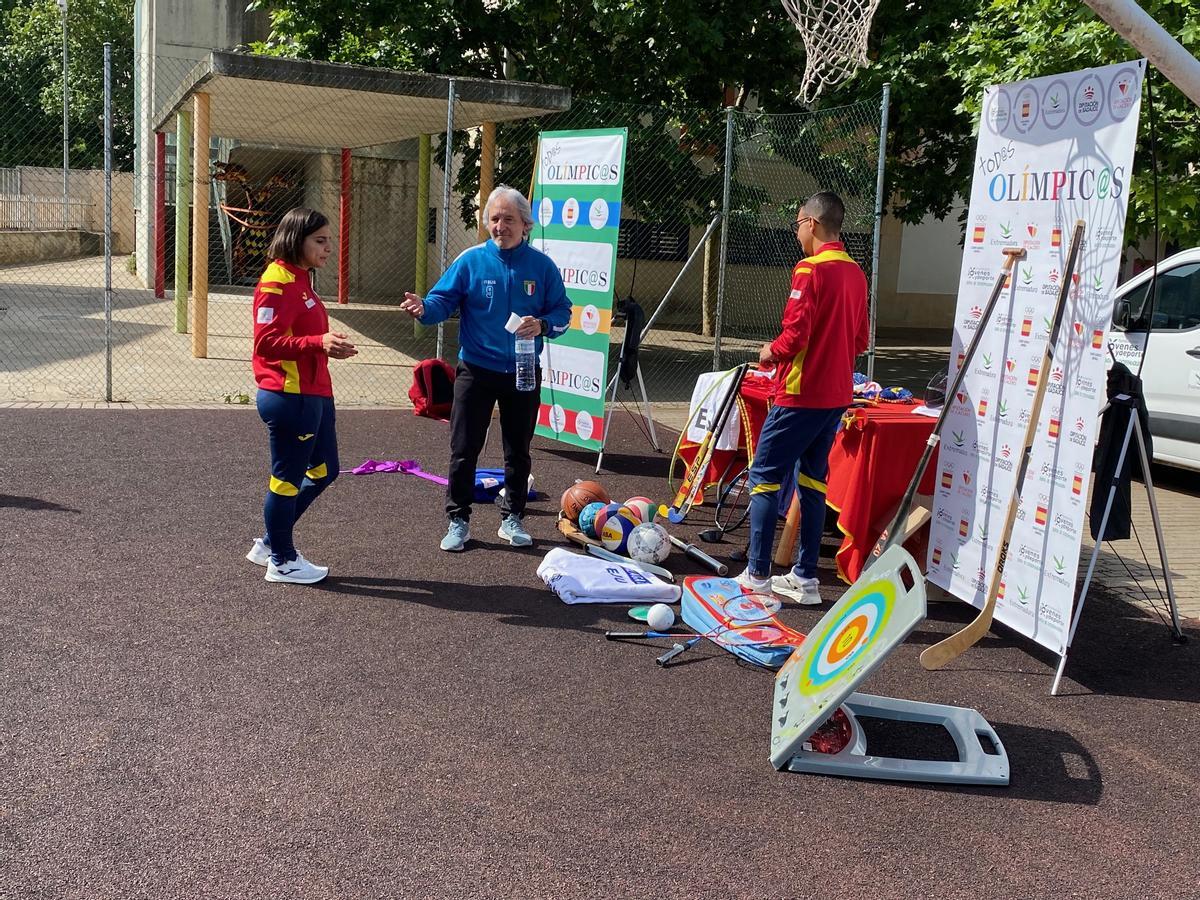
735, 191, 869, 604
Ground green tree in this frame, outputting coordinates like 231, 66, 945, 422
248, 0, 814, 229
948, 0, 1200, 251
829, 0, 1199, 249
1, 0, 134, 170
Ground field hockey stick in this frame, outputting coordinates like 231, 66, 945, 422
667, 534, 728, 575
666, 363, 750, 524
920, 221, 1084, 670
866, 245, 1027, 567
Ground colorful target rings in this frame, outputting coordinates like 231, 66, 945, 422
799, 581, 896, 693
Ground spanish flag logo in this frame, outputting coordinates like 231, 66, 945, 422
977, 398, 988, 417
941, 470, 953, 489
1092, 329, 1104, 349
1048, 418, 1061, 439
1035, 505, 1048, 526
1021, 318, 1032, 337
959, 518, 970, 538
1051, 228, 1062, 247
932, 546, 942, 566
998, 581, 1006, 600
1028, 367, 1039, 386
1072, 475, 1083, 495
972, 225, 985, 243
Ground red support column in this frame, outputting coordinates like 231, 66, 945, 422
338, 147, 350, 304
154, 131, 166, 298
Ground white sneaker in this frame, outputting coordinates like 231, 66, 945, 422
772, 571, 822, 605
265, 555, 329, 584
734, 568, 772, 592
246, 538, 271, 567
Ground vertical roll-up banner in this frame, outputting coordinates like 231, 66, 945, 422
530, 128, 628, 450
927, 61, 1144, 654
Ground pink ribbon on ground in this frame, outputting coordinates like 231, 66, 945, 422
348, 459, 449, 486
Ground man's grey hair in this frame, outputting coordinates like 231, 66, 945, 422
484, 184, 534, 230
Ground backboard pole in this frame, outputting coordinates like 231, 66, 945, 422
1081, 0, 1200, 106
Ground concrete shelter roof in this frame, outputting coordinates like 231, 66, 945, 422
154, 51, 571, 150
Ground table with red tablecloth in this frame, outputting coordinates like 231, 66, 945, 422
826, 403, 938, 583
675, 375, 938, 581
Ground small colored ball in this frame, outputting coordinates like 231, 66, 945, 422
600, 510, 639, 554
628, 522, 671, 564
623, 496, 655, 524
578, 501, 607, 539
646, 603, 675, 631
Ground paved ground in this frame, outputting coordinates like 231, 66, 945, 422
1, 408, 1198, 898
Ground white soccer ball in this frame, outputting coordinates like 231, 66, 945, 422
628, 523, 671, 564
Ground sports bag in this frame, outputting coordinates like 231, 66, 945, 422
409, 358, 456, 420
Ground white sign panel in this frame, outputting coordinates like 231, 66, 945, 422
540, 342, 606, 401
530, 238, 615, 294
537, 134, 625, 185
927, 61, 1144, 655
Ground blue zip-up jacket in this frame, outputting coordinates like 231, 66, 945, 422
419, 239, 572, 373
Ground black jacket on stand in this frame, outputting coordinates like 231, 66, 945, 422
1090, 362, 1153, 541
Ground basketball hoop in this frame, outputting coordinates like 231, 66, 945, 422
781, 0, 883, 102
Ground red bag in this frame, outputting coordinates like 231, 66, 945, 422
409, 358, 456, 420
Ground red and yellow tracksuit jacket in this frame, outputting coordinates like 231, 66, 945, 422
251, 259, 333, 397
769, 241, 869, 409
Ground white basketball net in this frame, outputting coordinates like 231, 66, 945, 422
781, 0, 883, 102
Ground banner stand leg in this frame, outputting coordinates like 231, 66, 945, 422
1051, 397, 1184, 695
595, 361, 658, 474
636, 362, 660, 451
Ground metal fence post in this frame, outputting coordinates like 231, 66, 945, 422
867, 83, 891, 383
437, 78, 456, 360
103, 42, 112, 401
713, 106, 735, 372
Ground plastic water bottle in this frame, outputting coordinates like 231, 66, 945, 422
515, 337, 537, 392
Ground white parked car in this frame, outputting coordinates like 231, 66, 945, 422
1108, 247, 1200, 471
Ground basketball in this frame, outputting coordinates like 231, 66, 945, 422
578, 501, 606, 539
560, 480, 611, 523
628, 522, 671, 564
600, 509, 640, 554
623, 496, 655, 524
592, 502, 625, 536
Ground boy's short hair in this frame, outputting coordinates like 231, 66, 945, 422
267, 207, 329, 267
806, 191, 845, 234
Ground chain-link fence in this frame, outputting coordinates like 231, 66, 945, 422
0, 45, 886, 433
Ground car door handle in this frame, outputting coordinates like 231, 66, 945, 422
1188, 347, 1200, 358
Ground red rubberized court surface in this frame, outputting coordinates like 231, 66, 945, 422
1, 409, 1196, 898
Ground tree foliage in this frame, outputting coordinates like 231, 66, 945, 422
829, 0, 1199, 249
254, 0, 1199, 249
0, 0, 134, 170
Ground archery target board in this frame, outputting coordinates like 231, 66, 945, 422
770, 545, 927, 770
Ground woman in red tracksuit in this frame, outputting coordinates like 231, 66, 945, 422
245, 207, 357, 584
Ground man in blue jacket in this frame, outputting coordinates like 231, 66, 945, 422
402, 185, 571, 551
